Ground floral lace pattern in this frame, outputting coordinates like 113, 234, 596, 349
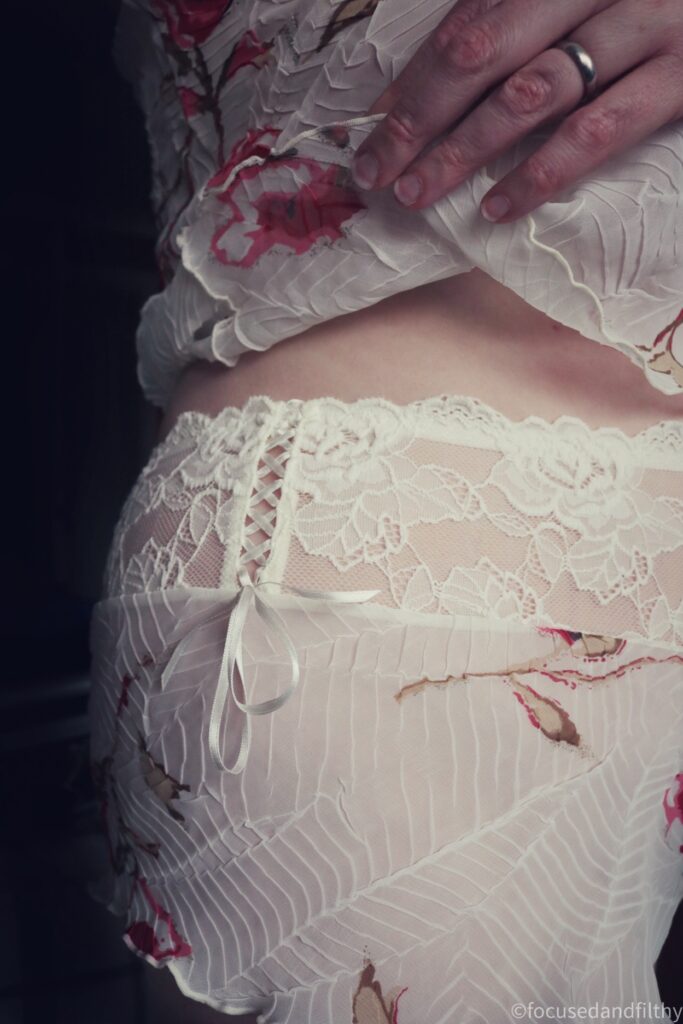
91, 388, 683, 1021
663, 773, 683, 855
104, 393, 683, 650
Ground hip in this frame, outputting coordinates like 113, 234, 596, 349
90, 387, 683, 1018
159, 270, 683, 443
104, 387, 683, 646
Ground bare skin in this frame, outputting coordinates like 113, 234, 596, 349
351, 0, 683, 222
160, 268, 683, 440
149, 268, 683, 1024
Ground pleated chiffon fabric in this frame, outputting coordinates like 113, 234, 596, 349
115, 0, 683, 408
89, 394, 683, 1023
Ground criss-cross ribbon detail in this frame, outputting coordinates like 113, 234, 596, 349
162, 567, 381, 774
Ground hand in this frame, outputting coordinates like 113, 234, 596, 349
350, 0, 683, 222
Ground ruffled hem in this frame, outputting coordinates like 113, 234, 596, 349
165, 961, 271, 1021
119, 0, 683, 408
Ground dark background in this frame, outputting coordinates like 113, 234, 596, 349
0, 2, 158, 1020
0, 3, 680, 1022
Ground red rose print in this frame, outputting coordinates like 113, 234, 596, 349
115, 655, 154, 717
153, 0, 229, 49
206, 127, 276, 192
177, 86, 204, 118
509, 678, 580, 747
207, 128, 366, 268
536, 628, 627, 659
222, 30, 273, 82
125, 922, 165, 959
321, 124, 351, 149
352, 959, 408, 1023
663, 772, 683, 854
396, 629, 683, 756
139, 733, 190, 822
644, 307, 683, 388
124, 877, 192, 964
116, 674, 133, 717
93, 654, 194, 961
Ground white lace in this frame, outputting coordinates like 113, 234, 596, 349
103, 393, 683, 649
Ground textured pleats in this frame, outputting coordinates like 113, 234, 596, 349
89, 394, 683, 1022
115, 0, 683, 407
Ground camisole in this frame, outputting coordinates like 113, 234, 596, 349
115, 0, 683, 409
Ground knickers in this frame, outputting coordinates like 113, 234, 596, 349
89, 393, 683, 1023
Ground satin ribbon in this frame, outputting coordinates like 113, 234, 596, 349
162, 568, 381, 774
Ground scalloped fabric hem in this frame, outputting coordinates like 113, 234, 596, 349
115, 0, 683, 410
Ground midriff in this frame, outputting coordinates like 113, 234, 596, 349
159, 268, 683, 442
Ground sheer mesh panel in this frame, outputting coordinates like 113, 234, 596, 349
104, 394, 683, 648
91, 394, 683, 1023
278, 399, 683, 647
104, 465, 240, 595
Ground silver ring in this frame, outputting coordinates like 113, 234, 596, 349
556, 40, 599, 103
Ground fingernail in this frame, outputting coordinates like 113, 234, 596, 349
352, 152, 378, 190
480, 193, 511, 222
394, 173, 422, 206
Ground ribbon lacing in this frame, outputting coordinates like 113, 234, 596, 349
162, 566, 381, 774
199, 112, 387, 199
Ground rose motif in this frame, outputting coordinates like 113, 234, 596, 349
205, 127, 276, 193
667, 598, 683, 643
295, 489, 409, 571
124, 877, 192, 964
352, 960, 408, 1024
645, 307, 683, 389
491, 418, 642, 535
663, 772, 683, 855
205, 128, 366, 269
119, 540, 183, 595
530, 502, 677, 601
177, 85, 204, 118
223, 30, 274, 81
296, 402, 413, 494
153, 0, 229, 49
516, 402, 683, 591
174, 412, 264, 490
440, 562, 540, 620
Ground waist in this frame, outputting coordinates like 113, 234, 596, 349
159, 269, 683, 442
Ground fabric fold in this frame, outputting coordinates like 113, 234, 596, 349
116, 0, 683, 408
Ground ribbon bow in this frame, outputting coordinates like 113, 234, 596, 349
162, 567, 381, 774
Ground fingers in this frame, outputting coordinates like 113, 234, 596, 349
365, 0, 500, 117
390, 0, 660, 210
479, 52, 683, 222
351, 0, 607, 191
391, 49, 585, 209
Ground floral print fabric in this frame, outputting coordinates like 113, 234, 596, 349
115, 0, 683, 408
89, 393, 683, 1022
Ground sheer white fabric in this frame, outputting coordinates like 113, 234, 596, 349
90, 394, 683, 1022
104, 394, 683, 648
115, 1, 683, 407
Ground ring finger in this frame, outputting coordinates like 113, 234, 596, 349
391, 5, 659, 210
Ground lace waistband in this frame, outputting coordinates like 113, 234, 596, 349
104, 388, 683, 657
97, 388, 683, 780
159, 392, 683, 469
